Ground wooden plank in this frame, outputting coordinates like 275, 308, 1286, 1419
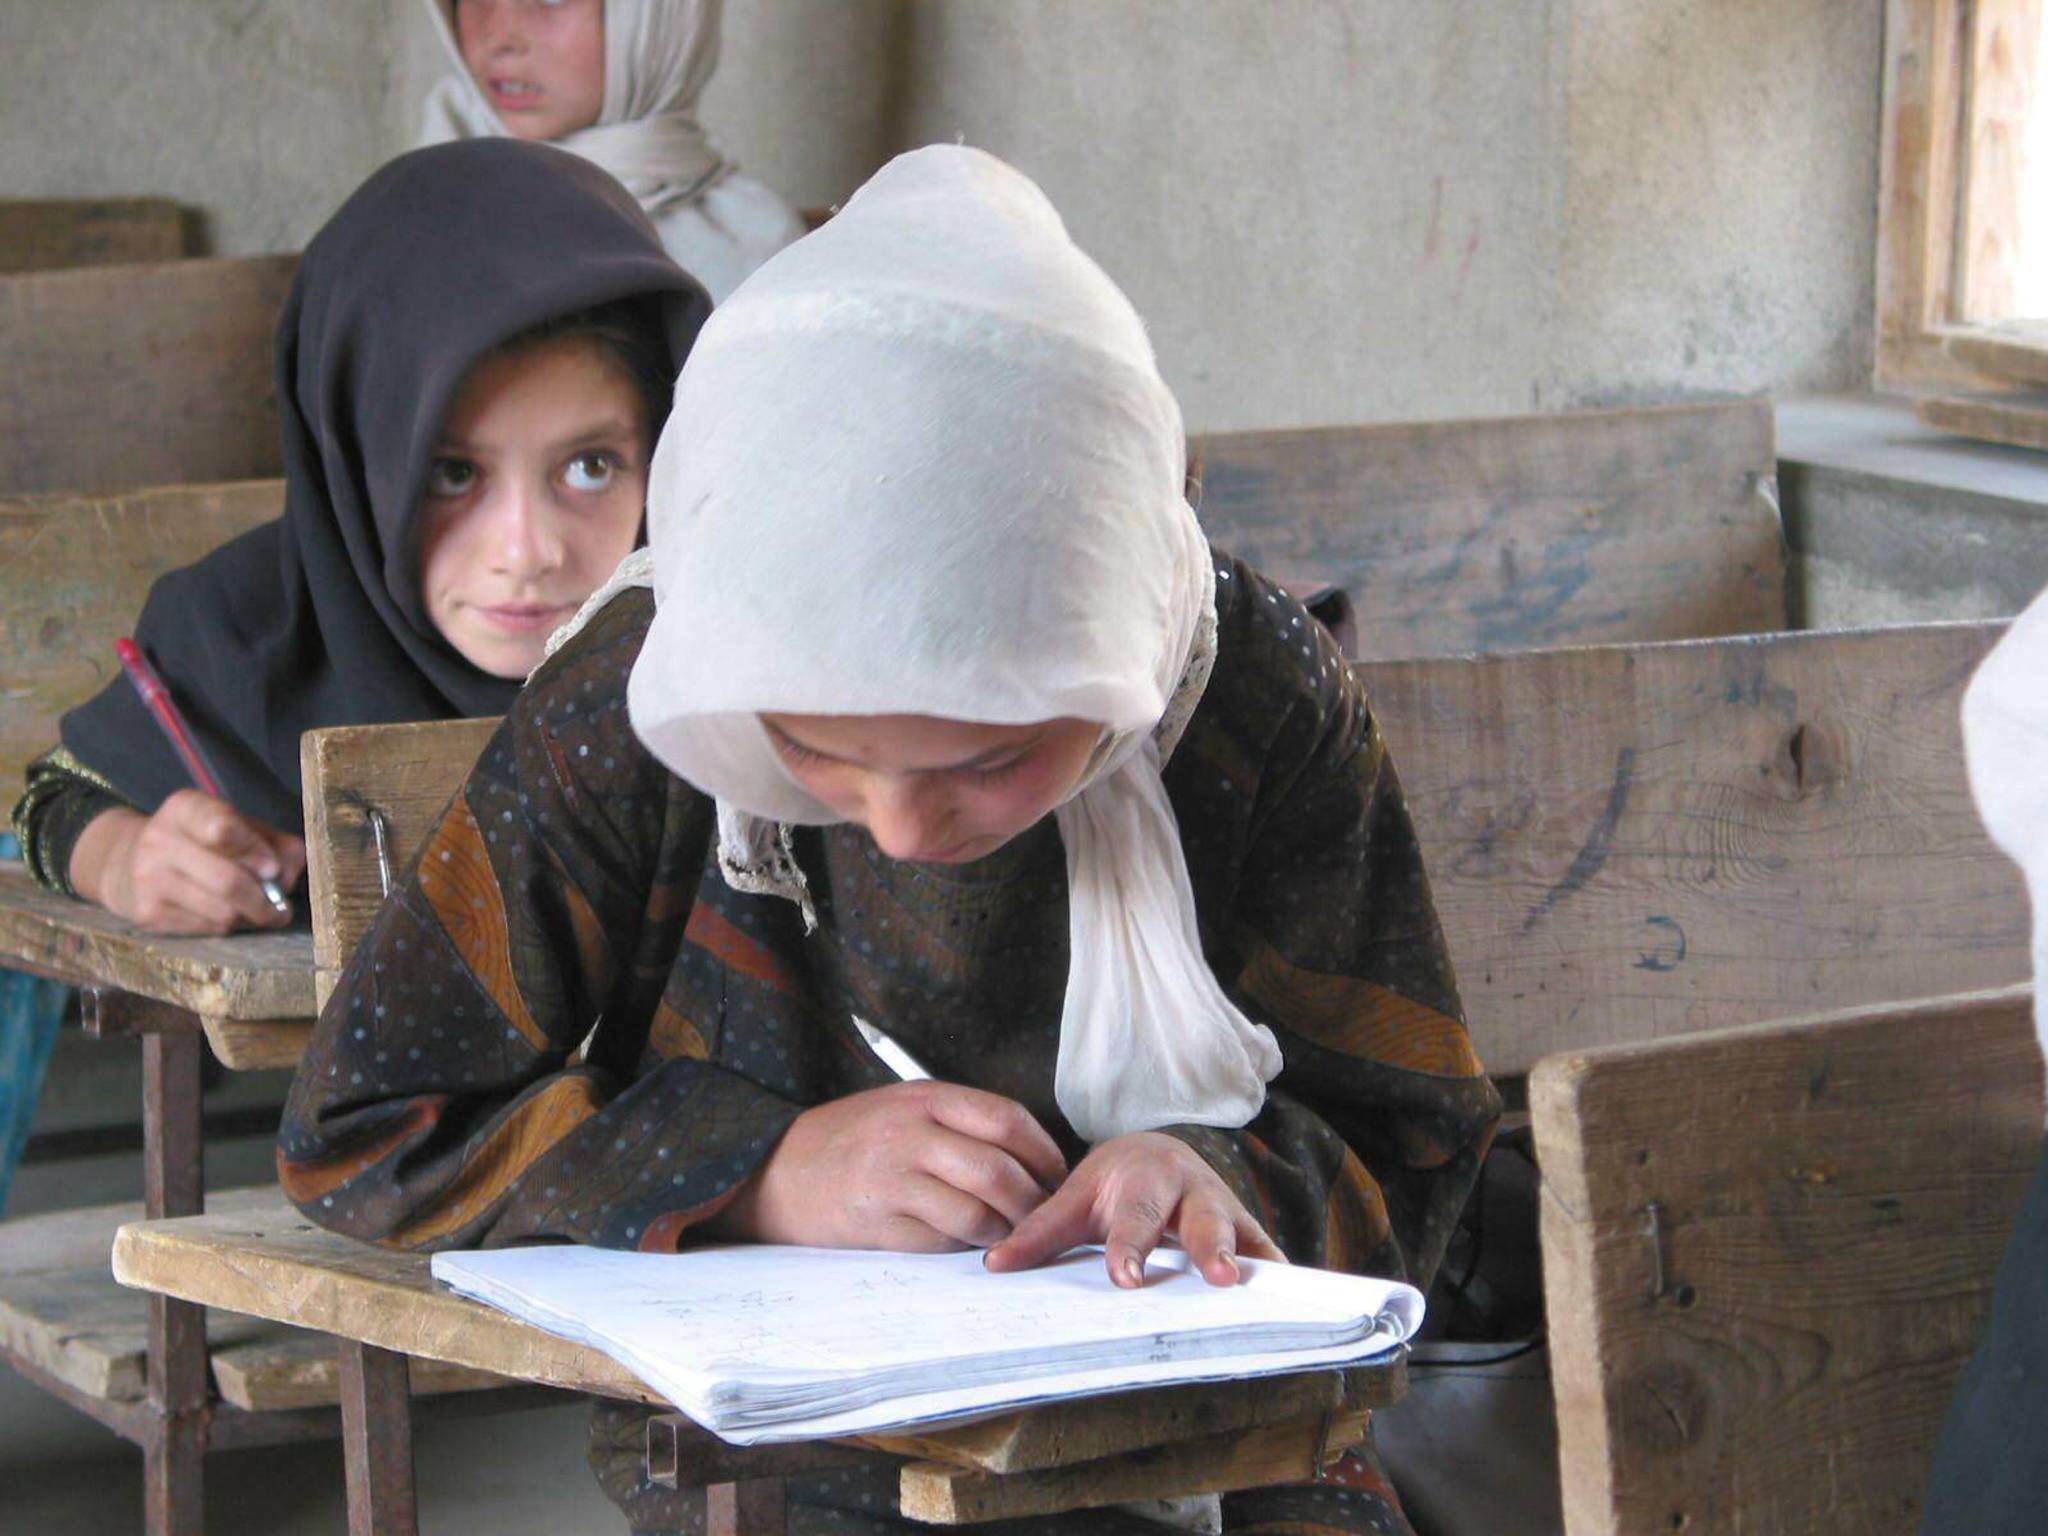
0, 198, 188, 274
1917, 389, 2048, 451
1943, 316, 2048, 382
0, 477, 285, 788
868, 1359, 1402, 1474
201, 1015, 316, 1072
1531, 986, 2043, 1536
898, 1410, 1368, 1525
302, 718, 498, 1002
1957, 0, 2042, 321
0, 862, 314, 1022
1194, 400, 1785, 660
112, 1201, 662, 1405
0, 254, 296, 496
112, 1198, 1398, 1470
1359, 621, 2027, 1076
0, 1188, 488, 1409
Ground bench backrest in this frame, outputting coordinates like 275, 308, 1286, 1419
0, 254, 296, 495
301, 620, 2027, 1073
0, 479, 287, 789
0, 198, 188, 274
1369, 619, 2026, 1074
1533, 986, 2043, 1535
1194, 398, 1784, 660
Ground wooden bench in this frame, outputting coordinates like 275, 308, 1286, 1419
1193, 398, 1785, 659
1535, 987, 2042, 1535
109, 1200, 1404, 1533
0, 479, 285, 788
0, 256, 296, 496
0, 198, 189, 274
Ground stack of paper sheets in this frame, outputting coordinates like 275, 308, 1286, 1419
431, 1243, 1424, 1444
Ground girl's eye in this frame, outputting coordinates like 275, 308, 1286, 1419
564, 451, 620, 493
426, 458, 478, 498
970, 757, 1027, 785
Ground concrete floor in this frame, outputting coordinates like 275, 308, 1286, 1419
0, 1136, 628, 1535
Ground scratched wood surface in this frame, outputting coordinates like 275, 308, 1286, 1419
1532, 987, 2043, 1536
0, 198, 187, 273
0, 254, 295, 495
303, 717, 499, 1008
1359, 621, 2028, 1075
112, 1198, 1396, 1471
0, 862, 314, 1023
0, 477, 285, 788
1193, 399, 1784, 659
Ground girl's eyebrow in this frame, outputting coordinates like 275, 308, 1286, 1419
433, 416, 640, 456
542, 415, 639, 455
765, 720, 1044, 773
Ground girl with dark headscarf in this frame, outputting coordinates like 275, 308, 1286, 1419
10, 139, 710, 936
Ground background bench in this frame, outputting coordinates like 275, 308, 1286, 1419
0, 256, 295, 496
1194, 398, 1785, 659
0, 198, 189, 274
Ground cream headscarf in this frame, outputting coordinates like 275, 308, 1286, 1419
418, 0, 726, 215
607, 146, 1282, 1143
1963, 585, 2048, 1067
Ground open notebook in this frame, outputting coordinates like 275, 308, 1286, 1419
432, 1243, 1424, 1444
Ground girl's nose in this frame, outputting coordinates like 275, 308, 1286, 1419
862, 780, 954, 864
484, 483, 566, 577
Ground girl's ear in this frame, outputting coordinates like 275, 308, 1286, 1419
1182, 446, 1203, 510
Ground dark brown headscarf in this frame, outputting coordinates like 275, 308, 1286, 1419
62, 139, 710, 832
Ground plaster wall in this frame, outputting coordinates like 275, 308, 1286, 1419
887, 0, 1884, 432
0, 0, 393, 256
2, 2, 1883, 432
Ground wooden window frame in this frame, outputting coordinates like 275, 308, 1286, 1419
1877, 0, 2043, 389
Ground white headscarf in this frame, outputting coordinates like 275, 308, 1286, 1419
418, 0, 726, 215
1963, 585, 2048, 1066
613, 146, 1282, 1143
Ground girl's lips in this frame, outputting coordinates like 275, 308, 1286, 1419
475, 603, 570, 634
487, 79, 543, 111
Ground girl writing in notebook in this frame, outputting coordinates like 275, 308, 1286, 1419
417, 0, 808, 301
10, 139, 709, 936
281, 146, 1499, 1535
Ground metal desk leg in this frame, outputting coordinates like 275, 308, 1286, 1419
708, 1479, 787, 1536
340, 1341, 419, 1536
142, 1027, 207, 1536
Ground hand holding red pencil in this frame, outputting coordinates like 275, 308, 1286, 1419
63, 642, 306, 936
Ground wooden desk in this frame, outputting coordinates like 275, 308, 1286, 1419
0, 862, 316, 1534
112, 1200, 1404, 1534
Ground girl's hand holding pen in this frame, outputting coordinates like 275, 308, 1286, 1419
69, 789, 306, 936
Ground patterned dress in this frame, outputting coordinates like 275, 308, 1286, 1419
279, 554, 1501, 1535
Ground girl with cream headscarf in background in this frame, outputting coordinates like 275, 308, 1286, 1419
281, 146, 1500, 1535
418, 0, 806, 301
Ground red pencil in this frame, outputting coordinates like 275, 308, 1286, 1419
115, 638, 291, 916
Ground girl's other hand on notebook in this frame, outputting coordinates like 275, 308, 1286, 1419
704, 1081, 1068, 1253
984, 1132, 1286, 1290
70, 791, 306, 935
